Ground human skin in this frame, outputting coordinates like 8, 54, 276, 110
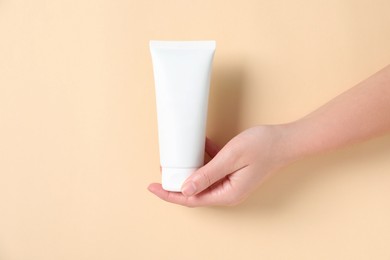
148, 64, 390, 207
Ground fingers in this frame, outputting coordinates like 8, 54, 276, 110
181, 143, 241, 197
153, 137, 242, 205
149, 162, 251, 207
148, 183, 223, 207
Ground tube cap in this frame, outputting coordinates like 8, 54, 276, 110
161, 167, 197, 192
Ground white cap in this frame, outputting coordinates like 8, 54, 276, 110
161, 167, 197, 192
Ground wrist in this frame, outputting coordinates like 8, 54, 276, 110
272, 122, 306, 167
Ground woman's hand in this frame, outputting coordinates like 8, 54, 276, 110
148, 125, 291, 207
148, 65, 390, 207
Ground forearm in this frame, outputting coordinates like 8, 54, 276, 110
282, 64, 390, 163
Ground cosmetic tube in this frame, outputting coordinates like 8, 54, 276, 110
150, 41, 216, 191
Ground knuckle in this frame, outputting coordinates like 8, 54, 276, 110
200, 170, 212, 186
165, 191, 172, 202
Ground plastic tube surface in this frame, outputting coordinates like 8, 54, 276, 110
150, 40, 216, 191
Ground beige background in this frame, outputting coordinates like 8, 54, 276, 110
1, 0, 390, 259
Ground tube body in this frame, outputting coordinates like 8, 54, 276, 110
150, 41, 216, 191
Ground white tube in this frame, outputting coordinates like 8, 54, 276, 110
150, 40, 216, 192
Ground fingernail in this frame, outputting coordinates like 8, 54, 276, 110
181, 182, 197, 196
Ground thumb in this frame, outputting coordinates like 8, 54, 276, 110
181, 148, 238, 196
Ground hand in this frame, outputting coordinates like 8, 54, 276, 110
148, 66, 390, 207
148, 125, 291, 207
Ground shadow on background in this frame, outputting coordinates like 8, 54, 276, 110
207, 64, 247, 147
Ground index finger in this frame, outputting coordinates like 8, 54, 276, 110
147, 183, 228, 207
